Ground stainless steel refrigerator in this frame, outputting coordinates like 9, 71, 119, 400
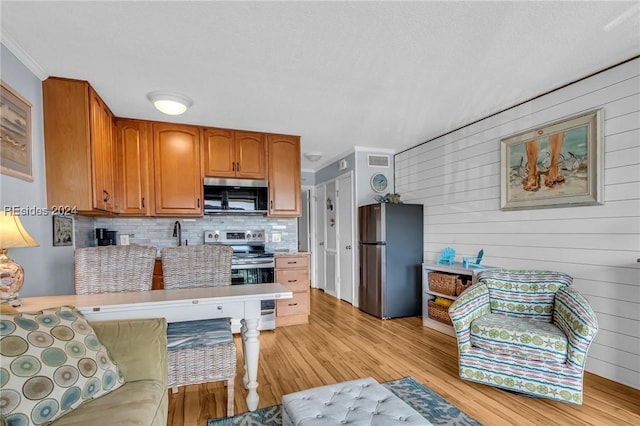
358, 203, 423, 319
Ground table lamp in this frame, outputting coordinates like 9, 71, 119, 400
0, 211, 39, 303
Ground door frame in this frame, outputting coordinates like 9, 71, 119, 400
312, 183, 326, 291
336, 171, 355, 304
301, 185, 316, 288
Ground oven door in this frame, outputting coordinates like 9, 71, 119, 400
231, 265, 275, 330
231, 265, 274, 285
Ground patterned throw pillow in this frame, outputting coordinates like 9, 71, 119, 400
0, 305, 124, 425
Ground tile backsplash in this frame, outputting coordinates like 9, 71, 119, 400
75, 215, 298, 254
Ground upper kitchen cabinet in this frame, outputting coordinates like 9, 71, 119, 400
267, 134, 301, 217
42, 77, 115, 214
153, 123, 203, 216
114, 119, 154, 215
203, 128, 265, 179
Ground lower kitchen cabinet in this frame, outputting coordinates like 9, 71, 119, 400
275, 254, 310, 326
152, 259, 164, 290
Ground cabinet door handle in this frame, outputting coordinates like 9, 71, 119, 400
197, 198, 200, 208
287, 261, 297, 265
287, 303, 298, 307
236, 162, 240, 172
141, 197, 145, 208
287, 279, 297, 283
103, 190, 110, 203
232, 162, 236, 171
270, 200, 273, 209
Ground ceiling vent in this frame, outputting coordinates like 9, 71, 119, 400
368, 154, 390, 167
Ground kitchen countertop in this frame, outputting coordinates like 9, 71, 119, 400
152, 251, 309, 261
273, 251, 309, 256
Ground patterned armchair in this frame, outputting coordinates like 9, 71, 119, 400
448, 270, 598, 404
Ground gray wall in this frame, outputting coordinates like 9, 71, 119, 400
355, 150, 394, 206
0, 43, 74, 297
315, 152, 355, 184
396, 58, 640, 390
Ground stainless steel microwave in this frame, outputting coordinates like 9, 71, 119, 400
203, 178, 269, 214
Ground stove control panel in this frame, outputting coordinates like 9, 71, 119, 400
204, 229, 266, 244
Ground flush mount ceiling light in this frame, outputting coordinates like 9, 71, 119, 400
146, 91, 193, 115
304, 152, 323, 162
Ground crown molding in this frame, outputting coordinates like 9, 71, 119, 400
1, 34, 48, 81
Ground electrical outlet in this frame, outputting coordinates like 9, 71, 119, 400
119, 234, 130, 245
272, 232, 281, 242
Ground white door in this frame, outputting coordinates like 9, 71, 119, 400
324, 180, 338, 297
314, 184, 326, 290
337, 173, 354, 304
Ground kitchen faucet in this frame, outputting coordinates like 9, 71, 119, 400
172, 221, 182, 246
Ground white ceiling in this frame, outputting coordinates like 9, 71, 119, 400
2, 1, 639, 171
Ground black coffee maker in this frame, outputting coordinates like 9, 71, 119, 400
96, 228, 117, 246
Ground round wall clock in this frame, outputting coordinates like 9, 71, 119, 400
370, 173, 388, 193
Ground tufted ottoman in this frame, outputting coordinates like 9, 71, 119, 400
281, 377, 431, 425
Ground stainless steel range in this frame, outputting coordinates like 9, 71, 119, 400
204, 229, 275, 330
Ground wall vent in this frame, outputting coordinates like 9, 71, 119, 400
368, 154, 390, 167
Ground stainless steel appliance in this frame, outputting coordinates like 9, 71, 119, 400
358, 203, 423, 319
204, 229, 275, 330
203, 178, 269, 214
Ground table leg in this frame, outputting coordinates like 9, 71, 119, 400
240, 319, 248, 388
241, 317, 260, 411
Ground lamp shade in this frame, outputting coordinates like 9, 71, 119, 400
0, 212, 38, 303
0, 212, 39, 248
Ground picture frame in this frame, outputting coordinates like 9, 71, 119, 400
1, 80, 33, 182
52, 215, 73, 247
500, 109, 604, 210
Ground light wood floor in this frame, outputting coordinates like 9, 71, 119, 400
168, 289, 640, 425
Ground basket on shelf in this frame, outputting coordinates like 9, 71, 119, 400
428, 272, 458, 296
455, 277, 473, 296
428, 299, 453, 325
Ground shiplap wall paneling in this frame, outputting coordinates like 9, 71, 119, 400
395, 58, 640, 390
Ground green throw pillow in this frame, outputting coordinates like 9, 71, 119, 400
0, 305, 124, 425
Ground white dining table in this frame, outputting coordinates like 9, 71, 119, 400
14, 283, 293, 411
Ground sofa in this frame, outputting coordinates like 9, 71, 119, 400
0, 303, 168, 426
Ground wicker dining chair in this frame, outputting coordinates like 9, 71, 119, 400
161, 244, 236, 416
74, 245, 157, 294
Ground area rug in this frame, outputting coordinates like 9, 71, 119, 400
208, 377, 481, 425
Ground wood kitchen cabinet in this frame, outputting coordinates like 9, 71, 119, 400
152, 259, 164, 290
275, 254, 310, 327
267, 134, 301, 217
153, 123, 203, 216
43, 77, 116, 213
114, 119, 154, 215
203, 128, 265, 179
